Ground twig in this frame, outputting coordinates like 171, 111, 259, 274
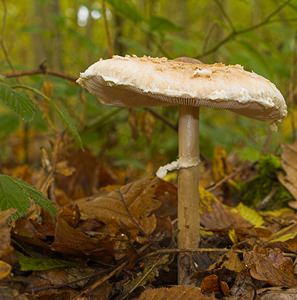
144, 108, 177, 131
0, 0, 14, 72
214, 0, 235, 31
122, 255, 165, 299
30, 269, 108, 293
202, 23, 218, 54
206, 168, 242, 192
3, 68, 77, 83
102, 0, 113, 57
144, 247, 237, 259
143, 247, 297, 259
79, 261, 127, 297
256, 187, 277, 210
196, 0, 293, 59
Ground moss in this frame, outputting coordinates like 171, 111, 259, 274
240, 155, 292, 210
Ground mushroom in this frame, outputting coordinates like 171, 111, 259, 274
77, 55, 287, 284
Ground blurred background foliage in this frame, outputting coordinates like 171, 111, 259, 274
0, 0, 297, 174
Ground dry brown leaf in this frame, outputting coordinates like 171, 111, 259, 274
51, 217, 114, 259
0, 209, 15, 258
77, 178, 161, 236
138, 285, 216, 300
0, 260, 11, 280
243, 247, 297, 287
229, 270, 256, 300
200, 274, 229, 296
278, 143, 297, 200
222, 251, 245, 273
56, 148, 101, 199
200, 188, 251, 230
258, 287, 297, 300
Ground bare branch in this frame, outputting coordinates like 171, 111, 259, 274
214, 0, 235, 31
0, 0, 14, 71
102, 0, 113, 57
145, 108, 177, 132
3, 68, 77, 83
196, 0, 293, 59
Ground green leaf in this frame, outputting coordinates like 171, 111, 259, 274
0, 114, 20, 137
106, 0, 143, 23
0, 175, 56, 219
11, 85, 83, 148
148, 16, 181, 33
16, 252, 76, 271
0, 83, 40, 121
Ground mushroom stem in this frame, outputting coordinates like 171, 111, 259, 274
178, 106, 200, 284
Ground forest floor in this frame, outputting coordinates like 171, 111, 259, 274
1, 140, 297, 299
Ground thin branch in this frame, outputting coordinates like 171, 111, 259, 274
196, 0, 293, 59
214, 0, 235, 31
79, 261, 127, 297
206, 168, 241, 192
202, 23, 218, 54
0, 0, 14, 71
102, 0, 113, 56
3, 68, 76, 83
145, 108, 177, 132
144, 247, 237, 259
143, 247, 297, 259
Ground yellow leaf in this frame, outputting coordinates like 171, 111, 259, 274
0, 260, 11, 280
260, 208, 294, 218
233, 203, 264, 227
228, 229, 238, 244
268, 223, 297, 243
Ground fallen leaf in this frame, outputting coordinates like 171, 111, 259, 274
222, 251, 244, 273
267, 223, 297, 243
258, 287, 297, 300
77, 178, 161, 237
229, 270, 256, 300
51, 217, 113, 259
0, 209, 15, 258
200, 188, 251, 230
243, 247, 297, 287
122, 255, 170, 298
0, 260, 11, 280
200, 274, 229, 296
138, 285, 216, 300
233, 203, 264, 227
278, 143, 297, 200
16, 252, 76, 271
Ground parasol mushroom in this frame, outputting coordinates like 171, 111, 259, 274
77, 55, 287, 284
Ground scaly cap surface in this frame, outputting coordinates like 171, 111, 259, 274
77, 55, 287, 122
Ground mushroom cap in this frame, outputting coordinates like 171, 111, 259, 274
77, 55, 287, 122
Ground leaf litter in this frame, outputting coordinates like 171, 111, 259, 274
1, 143, 297, 299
